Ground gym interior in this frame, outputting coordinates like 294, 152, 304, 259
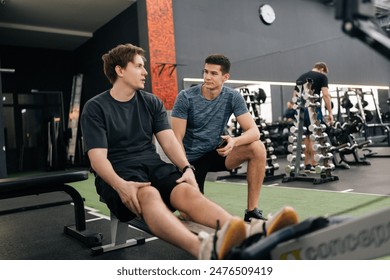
0, 0, 390, 261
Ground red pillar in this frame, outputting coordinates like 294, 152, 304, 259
145, 0, 178, 110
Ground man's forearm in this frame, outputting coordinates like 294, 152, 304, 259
234, 127, 260, 147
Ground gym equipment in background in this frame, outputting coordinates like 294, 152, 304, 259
218, 87, 284, 182
0, 170, 103, 248
0, 67, 15, 178
67, 74, 83, 166
283, 79, 338, 185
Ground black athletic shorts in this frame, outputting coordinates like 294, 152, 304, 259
95, 157, 182, 222
190, 150, 228, 194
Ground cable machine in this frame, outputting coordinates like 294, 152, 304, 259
0, 67, 16, 178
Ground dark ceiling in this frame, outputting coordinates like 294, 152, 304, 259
0, 0, 136, 50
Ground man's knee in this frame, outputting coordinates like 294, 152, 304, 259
137, 186, 161, 203
247, 140, 266, 160
171, 182, 201, 202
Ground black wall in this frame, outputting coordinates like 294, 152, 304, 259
71, 4, 140, 164
172, 0, 390, 87
74, 4, 140, 105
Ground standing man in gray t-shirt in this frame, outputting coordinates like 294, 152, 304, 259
172, 54, 267, 221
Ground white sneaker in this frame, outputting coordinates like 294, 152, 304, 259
247, 206, 298, 237
198, 216, 247, 260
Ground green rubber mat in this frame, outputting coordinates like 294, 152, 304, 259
69, 177, 390, 221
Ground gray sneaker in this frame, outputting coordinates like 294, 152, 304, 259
198, 216, 247, 260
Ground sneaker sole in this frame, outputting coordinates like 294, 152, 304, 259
266, 206, 298, 236
218, 217, 247, 259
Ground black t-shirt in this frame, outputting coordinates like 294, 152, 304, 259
296, 70, 328, 95
80, 90, 170, 170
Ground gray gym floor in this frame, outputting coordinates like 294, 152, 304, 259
0, 147, 389, 260
0, 193, 193, 260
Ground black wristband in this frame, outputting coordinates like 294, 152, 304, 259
182, 164, 196, 173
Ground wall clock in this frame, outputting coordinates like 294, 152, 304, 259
259, 4, 276, 25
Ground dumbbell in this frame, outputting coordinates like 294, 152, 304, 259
287, 154, 305, 162
312, 142, 331, 152
262, 138, 272, 146
267, 146, 275, 154
305, 101, 321, 108
315, 164, 335, 173
285, 164, 305, 173
309, 123, 326, 132
287, 144, 306, 153
261, 130, 269, 137
303, 93, 320, 100
290, 126, 298, 134
310, 133, 328, 141
288, 135, 296, 143
292, 103, 301, 110
309, 93, 320, 100
288, 135, 306, 143
266, 163, 280, 171
314, 153, 333, 163
267, 155, 277, 162
258, 122, 267, 130
290, 126, 307, 134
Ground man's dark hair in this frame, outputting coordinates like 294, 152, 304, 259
102, 43, 145, 84
313, 62, 329, 74
205, 54, 231, 74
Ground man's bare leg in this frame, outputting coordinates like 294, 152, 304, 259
138, 183, 236, 258
226, 140, 265, 211
137, 186, 200, 257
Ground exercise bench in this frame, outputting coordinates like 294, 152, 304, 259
0, 170, 103, 247
90, 197, 147, 255
91, 196, 214, 255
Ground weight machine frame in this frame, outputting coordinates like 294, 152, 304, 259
231, 206, 390, 260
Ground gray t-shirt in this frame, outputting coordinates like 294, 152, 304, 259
172, 84, 248, 161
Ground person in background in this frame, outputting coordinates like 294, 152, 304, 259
283, 101, 297, 122
294, 62, 333, 173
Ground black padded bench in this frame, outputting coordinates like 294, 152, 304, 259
0, 170, 102, 247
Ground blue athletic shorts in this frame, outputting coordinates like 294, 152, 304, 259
303, 107, 324, 135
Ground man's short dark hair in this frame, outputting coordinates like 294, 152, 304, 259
205, 54, 231, 74
102, 43, 145, 84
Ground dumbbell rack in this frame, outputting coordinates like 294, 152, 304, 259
220, 88, 284, 181
283, 80, 338, 184
245, 89, 284, 181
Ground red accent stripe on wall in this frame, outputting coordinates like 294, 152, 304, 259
145, 0, 178, 110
